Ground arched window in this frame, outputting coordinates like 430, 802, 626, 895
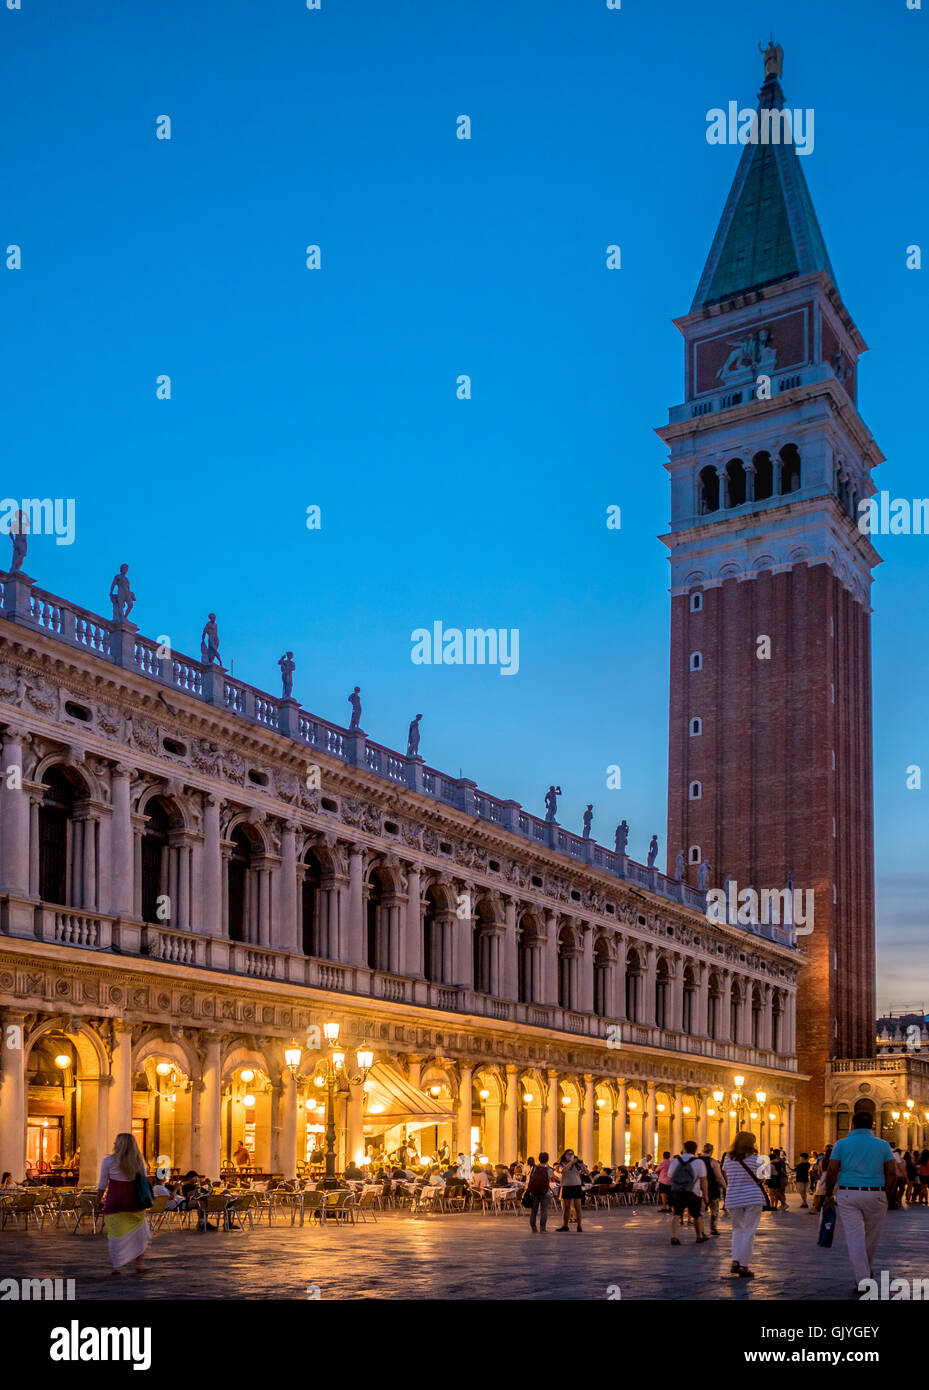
473, 903, 491, 995
682, 965, 697, 1034
730, 984, 743, 1043
557, 925, 576, 1010
753, 450, 773, 501
690, 651, 703, 671
690, 591, 703, 612
707, 973, 721, 1040
227, 827, 251, 943
593, 937, 611, 1017
699, 466, 720, 514
751, 985, 763, 1048
726, 457, 746, 507
625, 949, 642, 1022
365, 870, 385, 970
771, 991, 783, 1053
689, 781, 702, 800
655, 958, 670, 1030
301, 850, 322, 955
690, 716, 702, 736
780, 443, 801, 494
689, 845, 701, 863
423, 888, 440, 983
38, 768, 73, 906
141, 798, 171, 925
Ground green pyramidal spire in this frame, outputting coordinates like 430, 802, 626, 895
692, 44, 837, 311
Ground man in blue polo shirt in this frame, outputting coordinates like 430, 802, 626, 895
822, 1112, 897, 1290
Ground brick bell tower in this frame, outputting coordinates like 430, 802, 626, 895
657, 47, 883, 1149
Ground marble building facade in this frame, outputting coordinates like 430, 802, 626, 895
0, 564, 802, 1185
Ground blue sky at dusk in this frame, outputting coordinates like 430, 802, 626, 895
3, 0, 927, 1009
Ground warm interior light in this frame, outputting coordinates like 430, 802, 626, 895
755, 1090, 767, 1104
729, 1110, 737, 1118
323, 1020, 340, 1042
240, 1069, 255, 1083
369, 1103, 385, 1115
713, 1090, 724, 1104
429, 1085, 441, 1097
733, 1075, 745, 1089
478, 1154, 488, 1163
749, 1111, 758, 1120
707, 1108, 715, 1118
284, 1046, 302, 1070
54, 1054, 71, 1069
314, 1076, 325, 1088
561, 1095, 571, 1106
332, 1052, 345, 1070
43, 1119, 49, 1128
628, 1101, 637, 1110
907, 1098, 914, 1109
155, 1062, 172, 1076
683, 1106, 691, 1115
479, 1089, 490, 1100
243, 1094, 256, 1108
523, 1093, 533, 1104
891, 1111, 900, 1120
657, 1103, 666, 1113
769, 1111, 777, 1120
596, 1099, 605, 1109
305, 1098, 317, 1111
356, 1049, 373, 1071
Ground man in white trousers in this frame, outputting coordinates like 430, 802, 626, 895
822, 1111, 897, 1293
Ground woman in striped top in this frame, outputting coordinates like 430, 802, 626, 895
722, 1131, 768, 1278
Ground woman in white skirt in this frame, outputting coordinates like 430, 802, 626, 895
96, 1133, 152, 1276
722, 1131, 768, 1278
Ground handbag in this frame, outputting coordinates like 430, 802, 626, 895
736, 1157, 772, 1210
521, 1191, 533, 1209
134, 1172, 154, 1209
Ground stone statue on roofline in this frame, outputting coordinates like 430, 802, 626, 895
407, 713, 422, 757
582, 804, 593, 839
759, 39, 783, 79
109, 564, 136, 622
675, 850, 684, 881
278, 651, 296, 699
201, 613, 221, 666
647, 834, 659, 869
544, 785, 561, 823
697, 860, 711, 893
614, 820, 629, 855
8, 510, 28, 573
348, 686, 362, 730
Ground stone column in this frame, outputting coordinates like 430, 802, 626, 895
670, 961, 685, 1033
202, 795, 223, 936
643, 1080, 656, 1160
0, 727, 30, 903
502, 899, 518, 999
347, 1081, 364, 1168
581, 1074, 595, 1162
578, 926, 594, 1014
404, 864, 422, 976
456, 1061, 473, 1157
77, 1075, 105, 1185
671, 1088, 684, 1154
543, 1069, 559, 1158
278, 822, 299, 954
642, 947, 657, 1028
696, 1093, 708, 1151
109, 1022, 133, 1136
719, 973, 733, 1043
612, 933, 627, 1021
694, 962, 709, 1036
198, 1035, 222, 1178
786, 1097, 796, 1161
346, 846, 365, 966
0, 1011, 27, 1182
280, 1072, 298, 1179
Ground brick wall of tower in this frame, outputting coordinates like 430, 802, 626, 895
667, 561, 875, 1150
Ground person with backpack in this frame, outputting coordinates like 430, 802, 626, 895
701, 1143, 726, 1235
722, 1131, 768, 1278
554, 1150, 585, 1231
526, 1150, 554, 1232
667, 1141, 709, 1245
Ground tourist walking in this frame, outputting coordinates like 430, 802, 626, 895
96, 1133, 153, 1276
555, 1149, 584, 1231
668, 1141, 709, 1244
822, 1111, 896, 1291
701, 1143, 726, 1234
527, 1151, 554, 1232
794, 1152, 812, 1208
722, 1131, 768, 1278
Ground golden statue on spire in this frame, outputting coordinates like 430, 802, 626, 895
759, 38, 783, 79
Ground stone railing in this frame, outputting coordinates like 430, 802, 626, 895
10, 908, 798, 1071
0, 566, 797, 952
831, 1055, 929, 1078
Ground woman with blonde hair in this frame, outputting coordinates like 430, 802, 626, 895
96, 1133, 153, 1275
722, 1131, 769, 1278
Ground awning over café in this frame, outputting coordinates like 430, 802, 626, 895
363, 1062, 453, 1126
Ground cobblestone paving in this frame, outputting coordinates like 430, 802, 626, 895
2, 1203, 927, 1301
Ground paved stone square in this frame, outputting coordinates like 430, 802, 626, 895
1, 1202, 927, 1301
